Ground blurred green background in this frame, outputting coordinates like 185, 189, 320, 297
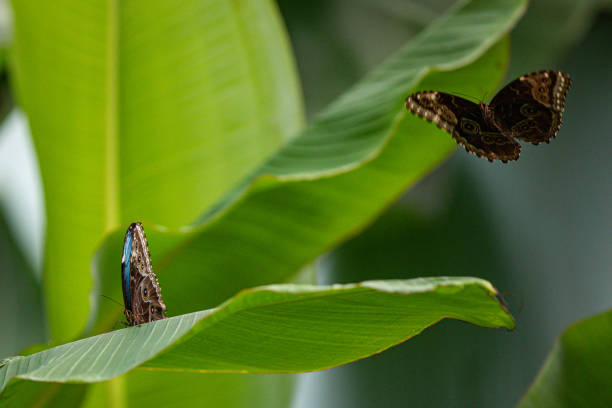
1, 0, 611, 407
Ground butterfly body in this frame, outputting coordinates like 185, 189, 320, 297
405, 70, 571, 162
121, 222, 167, 326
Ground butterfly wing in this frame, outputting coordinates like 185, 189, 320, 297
406, 91, 520, 162
123, 222, 167, 326
489, 70, 570, 145
132, 275, 167, 324
121, 224, 134, 316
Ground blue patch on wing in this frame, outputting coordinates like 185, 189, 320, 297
121, 228, 134, 310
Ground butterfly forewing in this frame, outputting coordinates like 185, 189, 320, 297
489, 70, 571, 145
405, 91, 520, 162
121, 227, 134, 313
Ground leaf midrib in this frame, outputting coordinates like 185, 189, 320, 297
105, 0, 119, 229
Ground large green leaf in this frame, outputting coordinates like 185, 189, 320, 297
518, 309, 612, 408
0, 277, 514, 398
91, 0, 527, 333
9, 0, 302, 342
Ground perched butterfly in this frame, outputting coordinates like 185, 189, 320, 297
121, 222, 167, 326
405, 70, 571, 162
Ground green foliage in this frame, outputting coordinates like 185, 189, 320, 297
10, 0, 303, 343
89, 0, 521, 336
519, 309, 612, 408
0, 278, 513, 395
9, 0, 610, 407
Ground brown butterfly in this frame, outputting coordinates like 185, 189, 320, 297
405, 70, 571, 162
121, 222, 167, 326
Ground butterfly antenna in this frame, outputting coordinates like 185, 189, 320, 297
100, 294, 123, 307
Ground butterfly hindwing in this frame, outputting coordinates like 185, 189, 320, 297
490, 70, 570, 145
121, 222, 167, 326
405, 91, 520, 162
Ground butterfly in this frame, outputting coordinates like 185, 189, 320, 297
405, 70, 571, 162
121, 222, 167, 326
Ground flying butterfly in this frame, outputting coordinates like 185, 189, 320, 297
405, 70, 571, 162
121, 222, 167, 326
